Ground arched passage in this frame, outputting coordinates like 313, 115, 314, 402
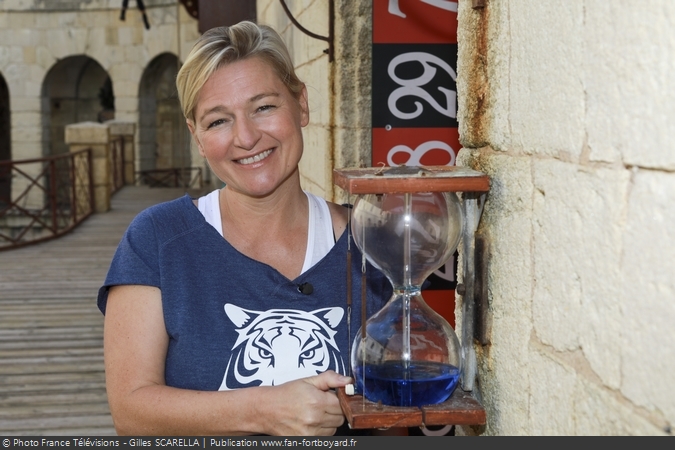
0, 72, 10, 204
138, 53, 190, 178
41, 55, 114, 157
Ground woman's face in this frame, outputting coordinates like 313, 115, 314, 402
188, 57, 309, 198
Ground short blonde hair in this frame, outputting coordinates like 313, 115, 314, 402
176, 21, 304, 122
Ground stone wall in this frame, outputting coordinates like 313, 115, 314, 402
456, 0, 674, 435
0, 0, 201, 181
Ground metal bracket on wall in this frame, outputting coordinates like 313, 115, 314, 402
457, 233, 490, 347
458, 191, 488, 392
473, 232, 490, 346
279, 0, 334, 62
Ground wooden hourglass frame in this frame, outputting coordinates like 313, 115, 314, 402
333, 165, 489, 430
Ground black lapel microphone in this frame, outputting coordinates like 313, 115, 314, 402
298, 282, 314, 295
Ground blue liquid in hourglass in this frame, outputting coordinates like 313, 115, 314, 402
355, 361, 460, 407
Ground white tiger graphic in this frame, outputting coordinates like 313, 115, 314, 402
219, 304, 345, 390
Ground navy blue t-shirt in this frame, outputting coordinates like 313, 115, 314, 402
98, 194, 391, 392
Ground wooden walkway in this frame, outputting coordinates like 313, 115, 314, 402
0, 186, 192, 436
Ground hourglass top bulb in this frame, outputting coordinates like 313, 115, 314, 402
335, 165, 488, 286
351, 191, 462, 288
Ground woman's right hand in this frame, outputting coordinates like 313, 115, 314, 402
259, 370, 351, 436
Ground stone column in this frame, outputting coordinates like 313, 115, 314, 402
65, 122, 111, 213
107, 120, 136, 186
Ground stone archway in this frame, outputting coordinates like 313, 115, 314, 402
0, 72, 10, 204
138, 53, 190, 177
41, 55, 113, 157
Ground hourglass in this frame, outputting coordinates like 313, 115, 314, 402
334, 165, 489, 429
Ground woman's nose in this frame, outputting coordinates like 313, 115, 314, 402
233, 116, 261, 150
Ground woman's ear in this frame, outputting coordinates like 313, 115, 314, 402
299, 85, 309, 127
186, 119, 205, 157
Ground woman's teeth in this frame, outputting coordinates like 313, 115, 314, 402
238, 149, 273, 165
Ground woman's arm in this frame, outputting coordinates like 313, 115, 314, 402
103, 284, 350, 436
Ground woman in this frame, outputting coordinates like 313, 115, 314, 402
98, 21, 391, 436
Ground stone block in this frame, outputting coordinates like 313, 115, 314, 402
0, 44, 8, 63
531, 159, 630, 389
11, 111, 42, 125
619, 169, 675, 424
528, 350, 577, 435
46, 29, 76, 58
23, 46, 35, 64
105, 27, 118, 46
36, 46, 56, 69
584, 1, 675, 169
107, 121, 135, 137
575, 377, 668, 435
114, 96, 139, 114
507, 0, 586, 157
147, 27, 177, 58
24, 79, 41, 97
65, 122, 110, 145
12, 125, 43, 142
93, 184, 110, 213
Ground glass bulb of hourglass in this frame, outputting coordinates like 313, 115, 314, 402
351, 191, 464, 407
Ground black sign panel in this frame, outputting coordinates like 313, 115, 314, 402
372, 43, 458, 129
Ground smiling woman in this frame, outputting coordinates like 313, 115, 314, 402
96, 21, 392, 436
186, 57, 309, 204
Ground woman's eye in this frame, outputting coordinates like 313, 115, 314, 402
257, 104, 275, 113
207, 119, 225, 129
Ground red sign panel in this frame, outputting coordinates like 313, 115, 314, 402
372, 0, 459, 330
373, 0, 458, 44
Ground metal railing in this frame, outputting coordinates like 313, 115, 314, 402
111, 136, 125, 193
136, 167, 203, 190
0, 149, 94, 251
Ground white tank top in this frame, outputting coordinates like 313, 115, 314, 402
197, 190, 335, 275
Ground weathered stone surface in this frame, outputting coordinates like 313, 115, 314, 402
458, 0, 674, 435
65, 122, 109, 145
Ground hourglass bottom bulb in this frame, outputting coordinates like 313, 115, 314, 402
354, 361, 460, 407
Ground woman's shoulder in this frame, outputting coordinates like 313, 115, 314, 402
326, 201, 348, 225
128, 194, 204, 240
305, 192, 349, 239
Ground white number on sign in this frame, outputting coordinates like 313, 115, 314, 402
388, 52, 457, 120
387, 140, 457, 167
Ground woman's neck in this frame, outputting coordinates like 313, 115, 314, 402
217, 181, 310, 280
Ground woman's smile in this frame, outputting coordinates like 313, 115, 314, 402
236, 148, 274, 166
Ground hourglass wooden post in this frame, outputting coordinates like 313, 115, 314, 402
333, 165, 489, 430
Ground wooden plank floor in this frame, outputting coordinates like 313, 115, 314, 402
0, 186, 192, 436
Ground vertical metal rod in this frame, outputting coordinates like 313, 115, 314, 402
70, 152, 76, 222
360, 218, 367, 405
49, 159, 57, 233
346, 195, 352, 376
402, 193, 412, 368
88, 149, 94, 213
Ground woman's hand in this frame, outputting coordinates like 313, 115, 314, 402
260, 370, 351, 436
